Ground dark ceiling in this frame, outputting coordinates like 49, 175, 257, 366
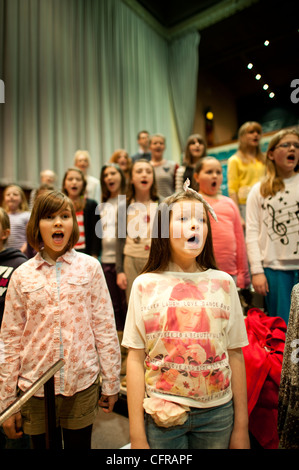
137, 0, 224, 28
137, 0, 299, 128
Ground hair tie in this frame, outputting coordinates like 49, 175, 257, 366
183, 179, 218, 222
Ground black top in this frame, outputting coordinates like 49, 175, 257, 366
0, 248, 28, 325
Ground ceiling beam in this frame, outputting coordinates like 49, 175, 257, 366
122, 0, 260, 40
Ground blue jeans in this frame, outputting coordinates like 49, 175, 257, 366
145, 400, 234, 449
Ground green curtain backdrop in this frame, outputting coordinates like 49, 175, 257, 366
169, 30, 200, 151
0, 0, 200, 189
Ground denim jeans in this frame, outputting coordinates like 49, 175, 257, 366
146, 400, 234, 449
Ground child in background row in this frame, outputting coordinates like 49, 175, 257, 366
246, 128, 299, 324
0, 190, 120, 449
99, 163, 128, 374
116, 159, 160, 303
2, 184, 31, 254
149, 134, 178, 199
193, 157, 250, 289
109, 149, 132, 190
123, 184, 249, 449
74, 150, 101, 203
175, 134, 207, 192
62, 167, 100, 258
227, 121, 265, 227
0, 208, 28, 327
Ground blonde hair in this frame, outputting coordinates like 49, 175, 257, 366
260, 128, 299, 198
237, 121, 265, 163
74, 150, 91, 165
149, 133, 166, 145
2, 184, 29, 212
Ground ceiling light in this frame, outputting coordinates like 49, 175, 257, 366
206, 111, 214, 120
264, 40, 270, 46
247, 63, 253, 69
263, 84, 269, 90
255, 74, 261, 80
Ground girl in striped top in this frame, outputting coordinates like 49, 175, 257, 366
2, 184, 31, 254
62, 167, 100, 259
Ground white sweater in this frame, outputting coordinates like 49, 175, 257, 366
246, 173, 299, 274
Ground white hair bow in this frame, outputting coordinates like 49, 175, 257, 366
183, 178, 218, 222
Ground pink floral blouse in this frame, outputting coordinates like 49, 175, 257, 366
0, 249, 120, 412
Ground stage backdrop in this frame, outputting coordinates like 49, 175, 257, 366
0, 0, 200, 190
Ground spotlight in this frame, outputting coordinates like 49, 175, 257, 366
264, 40, 270, 46
247, 63, 253, 69
269, 92, 275, 98
255, 74, 261, 80
263, 84, 269, 90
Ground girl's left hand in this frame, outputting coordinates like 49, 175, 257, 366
98, 393, 119, 413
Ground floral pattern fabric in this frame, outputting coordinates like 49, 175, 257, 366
0, 249, 120, 413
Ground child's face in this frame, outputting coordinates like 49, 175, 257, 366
149, 136, 165, 158
117, 152, 129, 171
189, 139, 205, 160
103, 166, 122, 197
75, 153, 89, 172
131, 161, 154, 192
138, 132, 150, 150
268, 133, 299, 178
169, 200, 208, 270
39, 205, 74, 261
64, 170, 84, 199
194, 159, 222, 196
4, 186, 22, 213
240, 127, 261, 148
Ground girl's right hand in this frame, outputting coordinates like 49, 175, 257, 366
251, 273, 269, 296
2, 412, 23, 439
117, 272, 127, 290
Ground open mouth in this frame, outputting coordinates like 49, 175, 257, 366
185, 234, 200, 248
287, 155, 295, 161
52, 232, 64, 241
211, 181, 217, 188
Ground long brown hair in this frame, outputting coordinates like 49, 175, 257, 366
260, 128, 299, 198
100, 163, 126, 202
126, 159, 159, 205
62, 167, 87, 211
183, 134, 207, 166
27, 190, 79, 251
141, 191, 218, 274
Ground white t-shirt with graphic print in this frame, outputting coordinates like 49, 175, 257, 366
122, 269, 248, 409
